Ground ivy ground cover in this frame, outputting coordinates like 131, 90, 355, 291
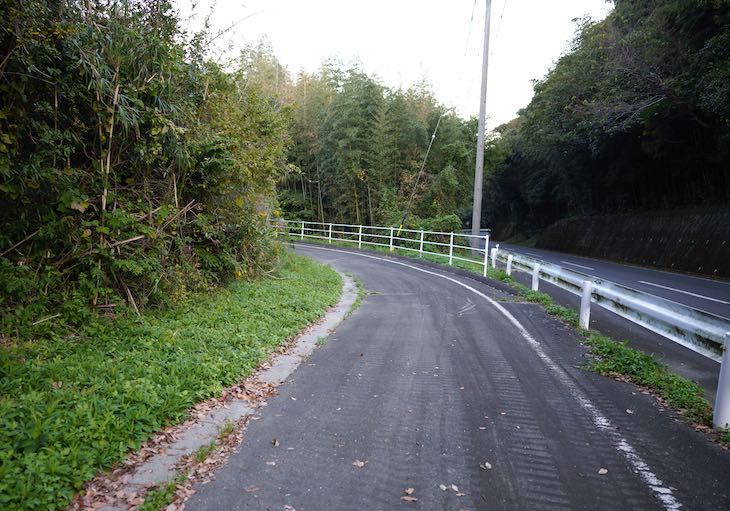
0, 251, 341, 510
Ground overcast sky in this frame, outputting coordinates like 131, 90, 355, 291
176, 0, 613, 128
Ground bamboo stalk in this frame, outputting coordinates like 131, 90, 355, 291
124, 285, 141, 317
0, 229, 40, 257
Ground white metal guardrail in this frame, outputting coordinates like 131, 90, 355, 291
488, 245, 728, 361
488, 244, 730, 428
278, 219, 730, 428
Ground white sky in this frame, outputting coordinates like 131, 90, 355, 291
176, 0, 613, 128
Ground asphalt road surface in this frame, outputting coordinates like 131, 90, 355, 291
494, 242, 730, 319
186, 244, 730, 511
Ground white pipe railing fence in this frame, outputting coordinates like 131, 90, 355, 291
278, 219, 730, 429
280, 219, 491, 276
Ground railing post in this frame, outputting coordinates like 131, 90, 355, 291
714, 333, 730, 429
358, 225, 363, 249
506, 254, 513, 276
580, 280, 592, 329
491, 248, 497, 268
300, 221, 305, 240
483, 235, 490, 277
328, 223, 332, 244
448, 232, 454, 266
532, 264, 540, 291
419, 230, 424, 257
389, 227, 394, 251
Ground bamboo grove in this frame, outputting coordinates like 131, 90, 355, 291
0, 0, 290, 336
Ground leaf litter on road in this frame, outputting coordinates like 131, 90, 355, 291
401, 487, 418, 502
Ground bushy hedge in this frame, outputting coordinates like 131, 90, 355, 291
0, 0, 289, 338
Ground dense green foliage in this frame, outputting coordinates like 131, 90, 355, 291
265, 50, 477, 229
483, 0, 730, 236
0, 251, 342, 510
0, 0, 289, 337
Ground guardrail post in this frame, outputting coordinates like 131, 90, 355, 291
580, 280, 592, 329
491, 248, 497, 268
714, 333, 730, 429
482, 236, 490, 277
419, 230, 424, 257
389, 227, 394, 251
358, 225, 363, 249
506, 254, 513, 276
300, 221, 305, 240
448, 232, 454, 266
328, 223, 332, 244
532, 264, 540, 291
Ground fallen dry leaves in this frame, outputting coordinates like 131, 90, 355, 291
64, 309, 354, 511
67, 369, 279, 511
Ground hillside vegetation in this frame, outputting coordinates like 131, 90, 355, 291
256, 49, 480, 232
0, 0, 289, 338
483, 0, 730, 236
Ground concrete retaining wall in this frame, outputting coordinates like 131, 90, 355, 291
536, 207, 730, 278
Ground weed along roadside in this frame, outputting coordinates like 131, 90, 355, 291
0, 251, 342, 511
291, 237, 730, 446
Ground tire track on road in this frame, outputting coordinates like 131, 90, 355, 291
300, 245, 682, 510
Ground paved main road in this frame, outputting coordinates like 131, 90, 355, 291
186, 244, 730, 510
494, 242, 730, 319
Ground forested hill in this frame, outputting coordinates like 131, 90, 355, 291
483, 0, 730, 237
276, 0, 729, 239
273, 62, 479, 232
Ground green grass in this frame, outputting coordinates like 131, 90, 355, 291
583, 332, 712, 424
193, 441, 217, 463
218, 420, 235, 440
346, 273, 366, 316
139, 474, 186, 511
0, 251, 342, 510
289, 235, 725, 439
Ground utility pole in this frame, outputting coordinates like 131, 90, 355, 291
471, 0, 492, 245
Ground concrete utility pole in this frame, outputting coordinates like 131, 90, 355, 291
471, 0, 492, 244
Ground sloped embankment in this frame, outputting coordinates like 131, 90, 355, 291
537, 207, 730, 278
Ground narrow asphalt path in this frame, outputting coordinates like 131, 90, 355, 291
495, 243, 730, 319
186, 245, 730, 510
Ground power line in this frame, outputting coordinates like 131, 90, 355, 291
491, 0, 509, 55
464, 0, 479, 55
399, 113, 445, 227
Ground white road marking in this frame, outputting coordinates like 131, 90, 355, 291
638, 281, 730, 305
561, 260, 595, 271
456, 301, 476, 316
300, 245, 683, 511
